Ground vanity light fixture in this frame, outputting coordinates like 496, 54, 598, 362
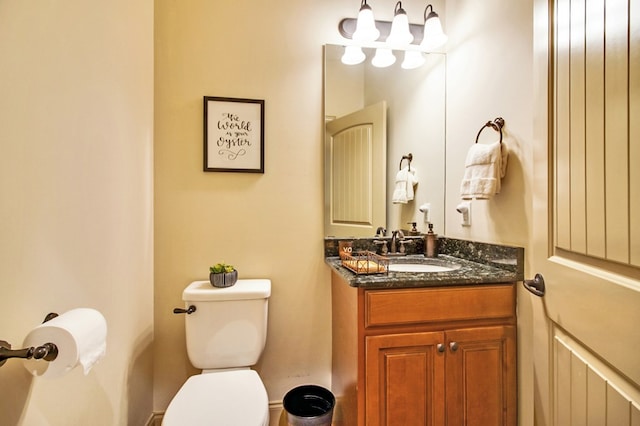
338, 2, 447, 68
386, 2, 413, 48
352, 0, 380, 42
420, 4, 448, 51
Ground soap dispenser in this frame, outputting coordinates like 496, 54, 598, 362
425, 223, 438, 258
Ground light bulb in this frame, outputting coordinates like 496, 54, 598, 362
401, 50, 426, 69
420, 6, 447, 51
386, 2, 413, 48
341, 45, 366, 65
352, 1, 380, 42
371, 48, 396, 68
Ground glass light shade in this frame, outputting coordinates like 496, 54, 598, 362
386, 4, 413, 48
371, 48, 396, 68
401, 50, 426, 69
341, 46, 366, 65
420, 14, 448, 51
352, 4, 380, 42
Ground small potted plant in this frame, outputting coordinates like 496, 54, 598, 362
209, 262, 238, 288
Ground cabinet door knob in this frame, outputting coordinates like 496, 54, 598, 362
437, 343, 445, 353
450, 342, 459, 351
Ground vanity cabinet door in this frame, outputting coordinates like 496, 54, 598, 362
444, 325, 517, 426
365, 331, 446, 426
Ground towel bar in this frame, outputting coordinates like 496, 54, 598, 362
475, 117, 505, 144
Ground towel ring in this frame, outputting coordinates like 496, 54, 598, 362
399, 153, 413, 171
475, 117, 505, 144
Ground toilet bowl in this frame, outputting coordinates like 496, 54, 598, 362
163, 279, 271, 426
163, 369, 269, 426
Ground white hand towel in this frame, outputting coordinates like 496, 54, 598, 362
392, 166, 418, 204
460, 141, 508, 200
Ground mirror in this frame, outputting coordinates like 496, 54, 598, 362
324, 44, 446, 238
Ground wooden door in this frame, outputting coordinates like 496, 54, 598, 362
325, 101, 387, 237
532, 0, 640, 423
445, 326, 517, 426
365, 331, 445, 426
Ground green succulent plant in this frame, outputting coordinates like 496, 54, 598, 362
210, 262, 235, 274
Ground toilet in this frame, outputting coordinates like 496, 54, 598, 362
163, 279, 271, 426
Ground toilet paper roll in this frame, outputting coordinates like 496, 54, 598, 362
22, 308, 107, 378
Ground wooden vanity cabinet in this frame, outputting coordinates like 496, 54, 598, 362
331, 272, 517, 426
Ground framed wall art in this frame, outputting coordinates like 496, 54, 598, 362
204, 96, 265, 173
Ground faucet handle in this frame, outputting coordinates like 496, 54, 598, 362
398, 239, 414, 254
373, 239, 388, 254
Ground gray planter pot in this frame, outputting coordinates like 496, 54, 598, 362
210, 270, 238, 288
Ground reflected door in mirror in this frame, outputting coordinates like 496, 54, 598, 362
325, 101, 387, 237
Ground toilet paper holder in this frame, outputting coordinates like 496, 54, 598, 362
0, 312, 59, 368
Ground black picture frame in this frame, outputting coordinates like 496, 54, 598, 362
204, 96, 265, 173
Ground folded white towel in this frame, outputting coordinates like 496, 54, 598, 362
460, 141, 508, 200
392, 166, 418, 204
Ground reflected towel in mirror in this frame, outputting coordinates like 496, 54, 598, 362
392, 166, 418, 204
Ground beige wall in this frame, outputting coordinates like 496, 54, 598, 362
153, 0, 348, 412
0, 1, 154, 425
444, 0, 534, 246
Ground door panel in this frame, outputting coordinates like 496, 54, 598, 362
532, 0, 640, 424
553, 329, 640, 426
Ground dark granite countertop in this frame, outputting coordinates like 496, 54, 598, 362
325, 237, 524, 289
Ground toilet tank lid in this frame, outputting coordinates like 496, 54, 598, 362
183, 279, 271, 301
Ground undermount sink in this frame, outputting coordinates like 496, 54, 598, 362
387, 262, 461, 273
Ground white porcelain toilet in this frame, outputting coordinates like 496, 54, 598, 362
163, 279, 271, 426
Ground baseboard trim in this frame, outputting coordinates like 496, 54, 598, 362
269, 400, 285, 426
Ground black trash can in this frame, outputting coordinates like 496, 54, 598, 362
283, 385, 335, 426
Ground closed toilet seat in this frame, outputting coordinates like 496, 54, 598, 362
163, 369, 269, 426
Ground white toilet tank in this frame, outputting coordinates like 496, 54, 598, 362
182, 279, 271, 370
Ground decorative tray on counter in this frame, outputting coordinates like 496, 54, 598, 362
341, 251, 389, 275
